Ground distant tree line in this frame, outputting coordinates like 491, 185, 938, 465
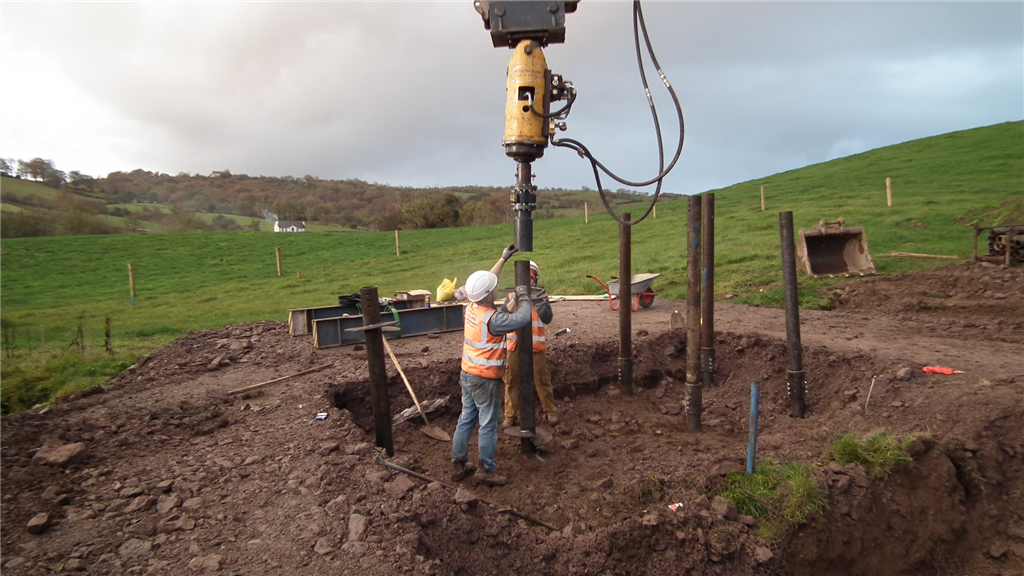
0, 157, 90, 189
1, 157, 676, 238
85, 168, 520, 230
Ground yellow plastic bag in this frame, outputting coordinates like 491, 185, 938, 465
436, 277, 457, 302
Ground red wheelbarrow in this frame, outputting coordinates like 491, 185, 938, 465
586, 273, 661, 311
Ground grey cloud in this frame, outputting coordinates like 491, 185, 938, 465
1, 2, 1020, 194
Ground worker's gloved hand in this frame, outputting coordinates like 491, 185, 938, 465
514, 285, 530, 301
501, 244, 518, 261
530, 287, 548, 302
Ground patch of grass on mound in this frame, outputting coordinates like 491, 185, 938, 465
719, 461, 828, 541
1, 348, 139, 414
824, 430, 912, 479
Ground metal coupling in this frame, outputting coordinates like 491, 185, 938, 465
510, 188, 537, 213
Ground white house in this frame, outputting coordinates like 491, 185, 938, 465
274, 221, 306, 232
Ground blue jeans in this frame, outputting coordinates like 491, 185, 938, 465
451, 371, 503, 473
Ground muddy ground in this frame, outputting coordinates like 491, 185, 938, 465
2, 260, 1023, 576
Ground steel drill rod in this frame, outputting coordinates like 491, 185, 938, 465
514, 161, 535, 253
685, 197, 703, 431
361, 286, 395, 456
372, 456, 558, 531
779, 212, 806, 418
619, 213, 633, 396
700, 193, 716, 389
515, 260, 536, 454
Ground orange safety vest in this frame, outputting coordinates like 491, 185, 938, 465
461, 302, 507, 379
505, 295, 547, 353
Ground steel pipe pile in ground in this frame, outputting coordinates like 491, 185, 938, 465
779, 212, 806, 418
685, 197, 703, 431
360, 286, 395, 456
619, 213, 633, 396
701, 193, 715, 389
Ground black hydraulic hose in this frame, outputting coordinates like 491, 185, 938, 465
556, 2, 683, 189
630, 0, 666, 189
530, 88, 576, 119
551, 0, 684, 226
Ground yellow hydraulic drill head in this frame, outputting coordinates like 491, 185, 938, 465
504, 39, 549, 161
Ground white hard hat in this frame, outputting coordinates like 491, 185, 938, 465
529, 261, 539, 276
465, 270, 498, 302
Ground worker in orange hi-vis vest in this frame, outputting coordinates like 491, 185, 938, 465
499, 260, 556, 427
451, 244, 533, 488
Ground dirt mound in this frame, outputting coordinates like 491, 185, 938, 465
831, 260, 1024, 345
2, 262, 1022, 576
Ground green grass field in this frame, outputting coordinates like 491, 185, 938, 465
1, 121, 1021, 413
105, 203, 355, 232
0, 177, 63, 200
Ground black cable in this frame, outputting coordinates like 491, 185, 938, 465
551, 0, 684, 226
530, 87, 577, 119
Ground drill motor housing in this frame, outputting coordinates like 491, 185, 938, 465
504, 40, 549, 162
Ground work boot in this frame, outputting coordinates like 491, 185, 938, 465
546, 413, 559, 425
474, 469, 508, 487
450, 460, 477, 482
500, 417, 515, 428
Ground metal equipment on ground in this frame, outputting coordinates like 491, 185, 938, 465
586, 273, 660, 311
795, 218, 876, 277
974, 225, 1024, 265
288, 297, 426, 337
502, 425, 553, 447
305, 303, 465, 348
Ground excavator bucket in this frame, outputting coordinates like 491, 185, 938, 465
795, 218, 876, 277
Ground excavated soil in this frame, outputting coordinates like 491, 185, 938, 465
2, 260, 1023, 576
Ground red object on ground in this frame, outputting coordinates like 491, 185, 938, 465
922, 366, 964, 375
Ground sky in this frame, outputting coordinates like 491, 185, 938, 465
1, 1, 1021, 196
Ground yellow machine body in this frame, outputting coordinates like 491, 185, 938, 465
504, 40, 548, 158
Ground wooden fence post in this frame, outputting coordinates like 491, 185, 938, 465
395, 230, 401, 257
760, 185, 766, 212
276, 247, 282, 277
585, 202, 589, 224
128, 263, 136, 298
886, 177, 892, 207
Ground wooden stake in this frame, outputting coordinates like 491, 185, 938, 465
653, 204, 657, 219
227, 363, 333, 395
878, 252, 959, 259
395, 230, 401, 257
276, 247, 282, 277
128, 263, 136, 298
585, 202, 589, 224
760, 185, 765, 212
886, 177, 892, 207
